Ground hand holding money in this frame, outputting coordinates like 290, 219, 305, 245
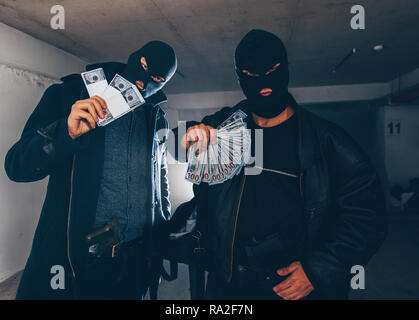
67, 96, 107, 140
184, 110, 251, 185
80, 68, 145, 127
182, 123, 217, 153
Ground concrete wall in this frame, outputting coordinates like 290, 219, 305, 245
382, 105, 419, 189
0, 23, 86, 282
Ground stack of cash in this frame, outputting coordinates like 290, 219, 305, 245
185, 110, 251, 185
81, 68, 145, 126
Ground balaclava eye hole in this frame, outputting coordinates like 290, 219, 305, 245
140, 57, 149, 72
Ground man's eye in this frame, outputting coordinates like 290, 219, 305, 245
242, 70, 260, 77
266, 62, 281, 75
140, 57, 148, 71
151, 76, 165, 83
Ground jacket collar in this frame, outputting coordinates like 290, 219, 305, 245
285, 93, 321, 170
295, 108, 321, 171
146, 89, 167, 106
238, 95, 321, 171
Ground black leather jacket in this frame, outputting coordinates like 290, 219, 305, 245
178, 99, 387, 299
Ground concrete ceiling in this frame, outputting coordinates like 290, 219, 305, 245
1, 0, 419, 94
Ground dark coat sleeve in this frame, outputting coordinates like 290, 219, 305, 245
4, 83, 85, 182
302, 123, 387, 297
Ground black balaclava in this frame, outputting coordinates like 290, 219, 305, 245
235, 29, 292, 118
123, 40, 177, 99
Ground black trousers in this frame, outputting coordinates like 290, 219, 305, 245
74, 244, 150, 300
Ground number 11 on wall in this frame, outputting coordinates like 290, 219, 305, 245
387, 120, 401, 136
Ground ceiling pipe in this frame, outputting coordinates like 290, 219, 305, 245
332, 48, 357, 73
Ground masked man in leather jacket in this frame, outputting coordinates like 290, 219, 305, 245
176, 30, 386, 300
5, 41, 177, 299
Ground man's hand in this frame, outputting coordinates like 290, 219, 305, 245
67, 96, 107, 140
181, 123, 216, 154
273, 261, 314, 300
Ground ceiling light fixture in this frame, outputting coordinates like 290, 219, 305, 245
373, 44, 384, 52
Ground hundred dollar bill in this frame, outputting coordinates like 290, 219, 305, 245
97, 74, 145, 126
121, 87, 144, 108
110, 74, 132, 92
81, 68, 108, 97
201, 150, 211, 183
184, 110, 251, 185
96, 109, 114, 126
185, 144, 203, 184
217, 109, 248, 129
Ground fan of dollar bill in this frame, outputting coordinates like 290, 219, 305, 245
185, 110, 251, 185
81, 68, 145, 126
